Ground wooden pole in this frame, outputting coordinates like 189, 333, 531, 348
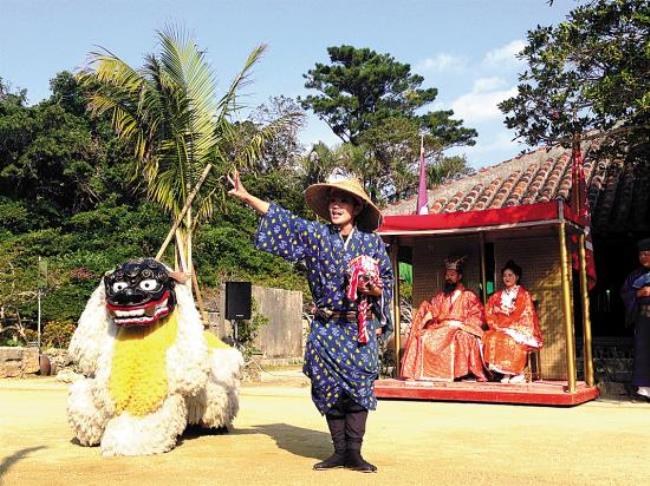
579, 232, 595, 387
155, 163, 213, 261
175, 230, 208, 324
559, 221, 577, 393
479, 232, 487, 304
390, 241, 401, 377
192, 270, 210, 327
174, 230, 188, 272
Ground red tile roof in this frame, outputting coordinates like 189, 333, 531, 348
383, 142, 649, 233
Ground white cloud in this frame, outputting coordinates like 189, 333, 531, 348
449, 131, 528, 167
482, 40, 526, 68
451, 83, 517, 123
466, 132, 523, 157
416, 53, 467, 73
472, 76, 507, 93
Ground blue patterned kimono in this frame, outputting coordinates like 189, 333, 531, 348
255, 203, 393, 414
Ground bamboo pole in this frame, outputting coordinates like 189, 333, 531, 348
192, 270, 210, 327
174, 230, 188, 272
175, 230, 209, 324
390, 241, 401, 377
155, 163, 213, 261
579, 232, 595, 387
559, 222, 577, 393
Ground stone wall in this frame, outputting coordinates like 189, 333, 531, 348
0, 347, 39, 378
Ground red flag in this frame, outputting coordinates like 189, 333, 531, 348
569, 140, 597, 290
416, 135, 429, 215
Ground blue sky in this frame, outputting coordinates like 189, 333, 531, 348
0, 0, 576, 168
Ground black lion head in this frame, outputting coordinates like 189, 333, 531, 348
104, 258, 176, 327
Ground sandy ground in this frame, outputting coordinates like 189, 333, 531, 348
1, 372, 649, 486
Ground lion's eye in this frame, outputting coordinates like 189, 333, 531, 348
139, 279, 159, 291
112, 281, 129, 292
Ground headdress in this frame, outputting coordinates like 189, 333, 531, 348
444, 255, 467, 273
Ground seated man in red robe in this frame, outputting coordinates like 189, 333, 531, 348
400, 256, 487, 382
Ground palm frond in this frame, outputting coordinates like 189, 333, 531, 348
216, 44, 267, 122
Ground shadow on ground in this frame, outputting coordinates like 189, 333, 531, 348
250, 423, 330, 460
0, 446, 47, 479
181, 422, 330, 460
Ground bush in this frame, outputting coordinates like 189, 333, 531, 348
42, 320, 76, 349
235, 298, 269, 360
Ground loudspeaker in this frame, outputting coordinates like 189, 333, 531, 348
225, 281, 252, 320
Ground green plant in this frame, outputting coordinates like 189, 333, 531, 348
235, 298, 269, 360
42, 320, 76, 349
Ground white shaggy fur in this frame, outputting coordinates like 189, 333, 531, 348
186, 348, 244, 427
67, 278, 243, 456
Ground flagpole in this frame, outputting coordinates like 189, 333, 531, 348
416, 134, 428, 215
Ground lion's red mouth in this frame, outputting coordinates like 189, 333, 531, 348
106, 290, 172, 327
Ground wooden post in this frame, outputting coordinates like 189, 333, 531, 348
559, 222, 577, 393
390, 241, 401, 377
579, 232, 595, 387
479, 232, 487, 304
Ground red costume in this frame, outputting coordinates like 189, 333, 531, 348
482, 286, 543, 375
401, 285, 486, 382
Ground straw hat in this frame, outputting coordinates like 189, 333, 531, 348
304, 178, 383, 231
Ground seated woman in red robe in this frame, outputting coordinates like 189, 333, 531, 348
482, 260, 543, 384
400, 256, 486, 382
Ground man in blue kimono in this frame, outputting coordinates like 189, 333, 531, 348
228, 171, 393, 473
621, 238, 650, 399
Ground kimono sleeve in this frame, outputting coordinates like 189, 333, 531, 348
374, 234, 394, 338
254, 203, 319, 263
463, 291, 485, 334
484, 293, 500, 330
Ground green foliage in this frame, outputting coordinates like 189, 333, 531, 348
1, 35, 314, 333
427, 155, 471, 186
235, 298, 269, 360
399, 280, 413, 302
0, 198, 32, 232
247, 96, 307, 173
499, 0, 649, 154
301, 45, 436, 144
42, 320, 76, 348
300, 45, 477, 199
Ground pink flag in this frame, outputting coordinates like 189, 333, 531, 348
416, 136, 429, 215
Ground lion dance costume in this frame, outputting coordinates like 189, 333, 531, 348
67, 258, 243, 456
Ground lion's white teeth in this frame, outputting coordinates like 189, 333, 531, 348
114, 309, 145, 317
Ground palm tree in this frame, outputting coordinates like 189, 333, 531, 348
78, 27, 284, 278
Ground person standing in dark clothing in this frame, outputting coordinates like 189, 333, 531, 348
228, 170, 393, 473
621, 238, 650, 398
